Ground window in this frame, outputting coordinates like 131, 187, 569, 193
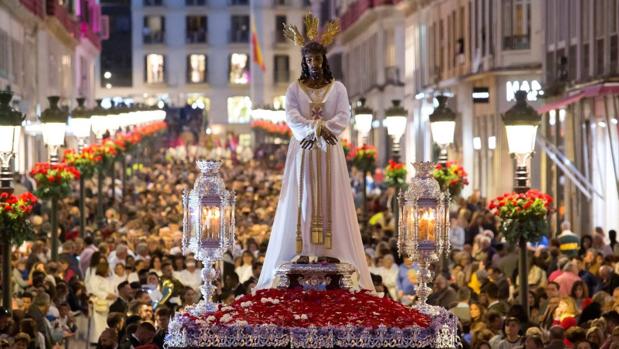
229, 0, 248, 5
502, 0, 530, 50
187, 54, 207, 83
230, 15, 250, 43
229, 53, 249, 84
145, 54, 165, 83
143, 0, 162, 6
274, 55, 289, 84
275, 16, 287, 43
185, 0, 206, 5
0, 30, 8, 78
227, 96, 252, 123
186, 16, 207, 44
143, 16, 165, 44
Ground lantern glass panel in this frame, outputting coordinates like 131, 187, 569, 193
200, 204, 221, 242
505, 124, 538, 155
430, 120, 456, 146
0, 126, 20, 153
42, 122, 66, 146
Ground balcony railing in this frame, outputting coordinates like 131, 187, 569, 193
80, 22, 101, 49
143, 32, 165, 44
144, 0, 163, 6
274, 70, 291, 84
503, 35, 530, 50
228, 0, 248, 5
186, 0, 207, 5
46, 0, 79, 39
186, 31, 207, 44
229, 30, 249, 43
20, 0, 45, 17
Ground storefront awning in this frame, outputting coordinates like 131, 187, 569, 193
537, 82, 619, 114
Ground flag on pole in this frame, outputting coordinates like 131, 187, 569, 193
251, 22, 266, 72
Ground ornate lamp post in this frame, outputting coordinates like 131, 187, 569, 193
70, 98, 91, 238
353, 97, 373, 146
384, 99, 407, 162
353, 98, 374, 228
90, 100, 109, 226
182, 160, 235, 314
398, 162, 449, 314
429, 96, 457, 167
384, 99, 408, 235
0, 88, 23, 309
40, 96, 68, 261
502, 90, 541, 320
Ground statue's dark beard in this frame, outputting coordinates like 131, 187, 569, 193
310, 70, 322, 80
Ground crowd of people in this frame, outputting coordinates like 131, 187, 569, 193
0, 125, 618, 349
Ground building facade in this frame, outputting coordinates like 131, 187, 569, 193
0, 0, 102, 173
324, 0, 407, 165
540, 0, 619, 234
96, 0, 309, 134
402, 0, 544, 202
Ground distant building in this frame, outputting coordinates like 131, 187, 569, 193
96, 0, 310, 138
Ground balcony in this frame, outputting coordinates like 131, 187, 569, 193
20, 0, 45, 17
186, 31, 207, 44
274, 70, 291, 85
186, 0, 207, 5
229, 30, 249, 43
228, 0, 248, 5
80, 22, 101, 50
503, 35, 531, 50
272, 0, 289, 6
143, 31, 165, 44
144, 0, 163, 6
46, 0, 79, 40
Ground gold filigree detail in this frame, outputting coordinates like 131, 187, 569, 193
281, 13, 341, 48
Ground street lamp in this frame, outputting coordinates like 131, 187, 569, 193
429, 95, 457, 167
502, 89, 541, 321
384, 99, 408, 162
0, 88, 23, 309
71, 98, 91, 238
353, 97, 374, 228
90, 99, 109, 226
353, 97, 373, 145
40, 96, 69, 261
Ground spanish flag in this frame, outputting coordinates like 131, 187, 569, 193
251, 21, 266, 72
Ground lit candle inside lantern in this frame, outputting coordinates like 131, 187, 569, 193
202, 207, 221, 240
418, 209, 435, 241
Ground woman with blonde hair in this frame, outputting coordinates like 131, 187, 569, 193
553, 296, 578, 330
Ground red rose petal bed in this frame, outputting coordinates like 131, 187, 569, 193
165, 288, 460, 348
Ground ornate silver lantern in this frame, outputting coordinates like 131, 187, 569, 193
398, 162, 449, 312
182, 160, 235, 314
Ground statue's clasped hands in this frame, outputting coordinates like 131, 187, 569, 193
300, 127, 337, 150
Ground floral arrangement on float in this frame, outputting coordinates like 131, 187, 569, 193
63, 147, 102, 179
250, 120, 292, 138
0, 192, 37, 245
29, 162, 80, 200
385, 160, 407, 189
348, 144, 377, 173
114, 132, 141, 153
488, 189, 553, 244
433, 161, 469, 198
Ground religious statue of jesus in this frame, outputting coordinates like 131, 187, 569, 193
256, 14, 373, 290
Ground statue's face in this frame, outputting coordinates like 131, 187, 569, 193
304, 52, 323, 79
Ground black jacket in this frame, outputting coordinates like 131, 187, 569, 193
109, 297, 129, 314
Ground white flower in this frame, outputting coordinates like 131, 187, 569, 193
240, 301, 253, 308
272, 298, 280, 304
260, 297, 280, 304
293, 314, 309, 320
300, 314, 308, 320
234, 320, 248, 326
206, 315, 216, 323
220, 313, 233, 323
221, 306, 233, 312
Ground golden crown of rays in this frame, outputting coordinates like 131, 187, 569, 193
282, 13, 341, 48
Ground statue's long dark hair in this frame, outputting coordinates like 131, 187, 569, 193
299, 41, 334, 83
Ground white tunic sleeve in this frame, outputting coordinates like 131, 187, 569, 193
324, 82, 351, 136
285, 83, 316, 141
